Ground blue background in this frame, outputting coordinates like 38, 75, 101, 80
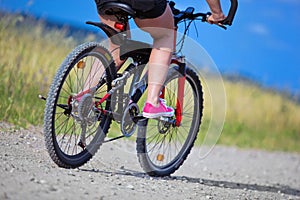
1, 0, 299, 96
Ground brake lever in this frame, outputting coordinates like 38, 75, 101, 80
217, 23, 227, 30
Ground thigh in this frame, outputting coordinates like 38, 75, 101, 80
134, 5, 174, 48
135, 5, 174, 32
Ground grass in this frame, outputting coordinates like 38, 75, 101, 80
0, 12, 299, 152
219, 80, 300, 152
0, 13, 86, 126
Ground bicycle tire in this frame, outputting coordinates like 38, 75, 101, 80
44, 42, 116, 168
136, 66, 203, 176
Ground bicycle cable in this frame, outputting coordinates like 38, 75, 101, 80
175, 19, 195, 55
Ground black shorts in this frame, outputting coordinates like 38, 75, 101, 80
94, 0, 167, 19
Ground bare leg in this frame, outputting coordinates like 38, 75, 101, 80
99, 14, 130, 68
135, 5, 175, 106
98, 5, 175, 110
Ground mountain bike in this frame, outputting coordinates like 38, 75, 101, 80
42, 0, 237, 176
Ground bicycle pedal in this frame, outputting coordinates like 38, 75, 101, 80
159, 116, 173, 121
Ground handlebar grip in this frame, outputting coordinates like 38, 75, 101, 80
222, 0, 238, 26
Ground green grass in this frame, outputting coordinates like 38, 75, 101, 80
1, 13, 299, 152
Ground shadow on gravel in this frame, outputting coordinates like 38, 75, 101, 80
175, 176, 300, 197
80, 167, 300, 197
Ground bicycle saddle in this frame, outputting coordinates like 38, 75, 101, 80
98, 2, 136, 18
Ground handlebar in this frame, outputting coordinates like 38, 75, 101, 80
222, 0, 238, 26
169, 0, 238, 30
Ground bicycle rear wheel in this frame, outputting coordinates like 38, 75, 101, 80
136, 66, 203, 176
44, 42, 116, 168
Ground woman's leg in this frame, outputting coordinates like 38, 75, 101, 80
134, 5, 175, 107
99, 14, 130, 68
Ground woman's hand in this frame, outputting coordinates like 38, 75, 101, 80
207, 12, 226, 25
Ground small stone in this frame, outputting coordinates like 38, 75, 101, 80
1, 192, 8, 199
68, 171, 75, 176
49, 186, 58, 192
127, 185, 134, 190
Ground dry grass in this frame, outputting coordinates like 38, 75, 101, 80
0, 13, 78, 126
220, 80, 300, 152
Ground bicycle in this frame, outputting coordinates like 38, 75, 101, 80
41, 0, 237, 177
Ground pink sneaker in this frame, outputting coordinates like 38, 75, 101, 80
143, 99, 174, 119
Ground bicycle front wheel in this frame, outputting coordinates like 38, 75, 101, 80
44, 42, 116, 168
136, 66, 203, 176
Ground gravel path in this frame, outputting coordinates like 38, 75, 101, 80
0, 122, 299, 200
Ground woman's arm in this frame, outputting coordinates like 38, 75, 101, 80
206, 0, 226, 23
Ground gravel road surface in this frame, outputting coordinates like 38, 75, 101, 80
0, 122, 299, 200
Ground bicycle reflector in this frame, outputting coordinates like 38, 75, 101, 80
157, 154, 165, 162
77, 60, 86, 69
114, 22, 125, 31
